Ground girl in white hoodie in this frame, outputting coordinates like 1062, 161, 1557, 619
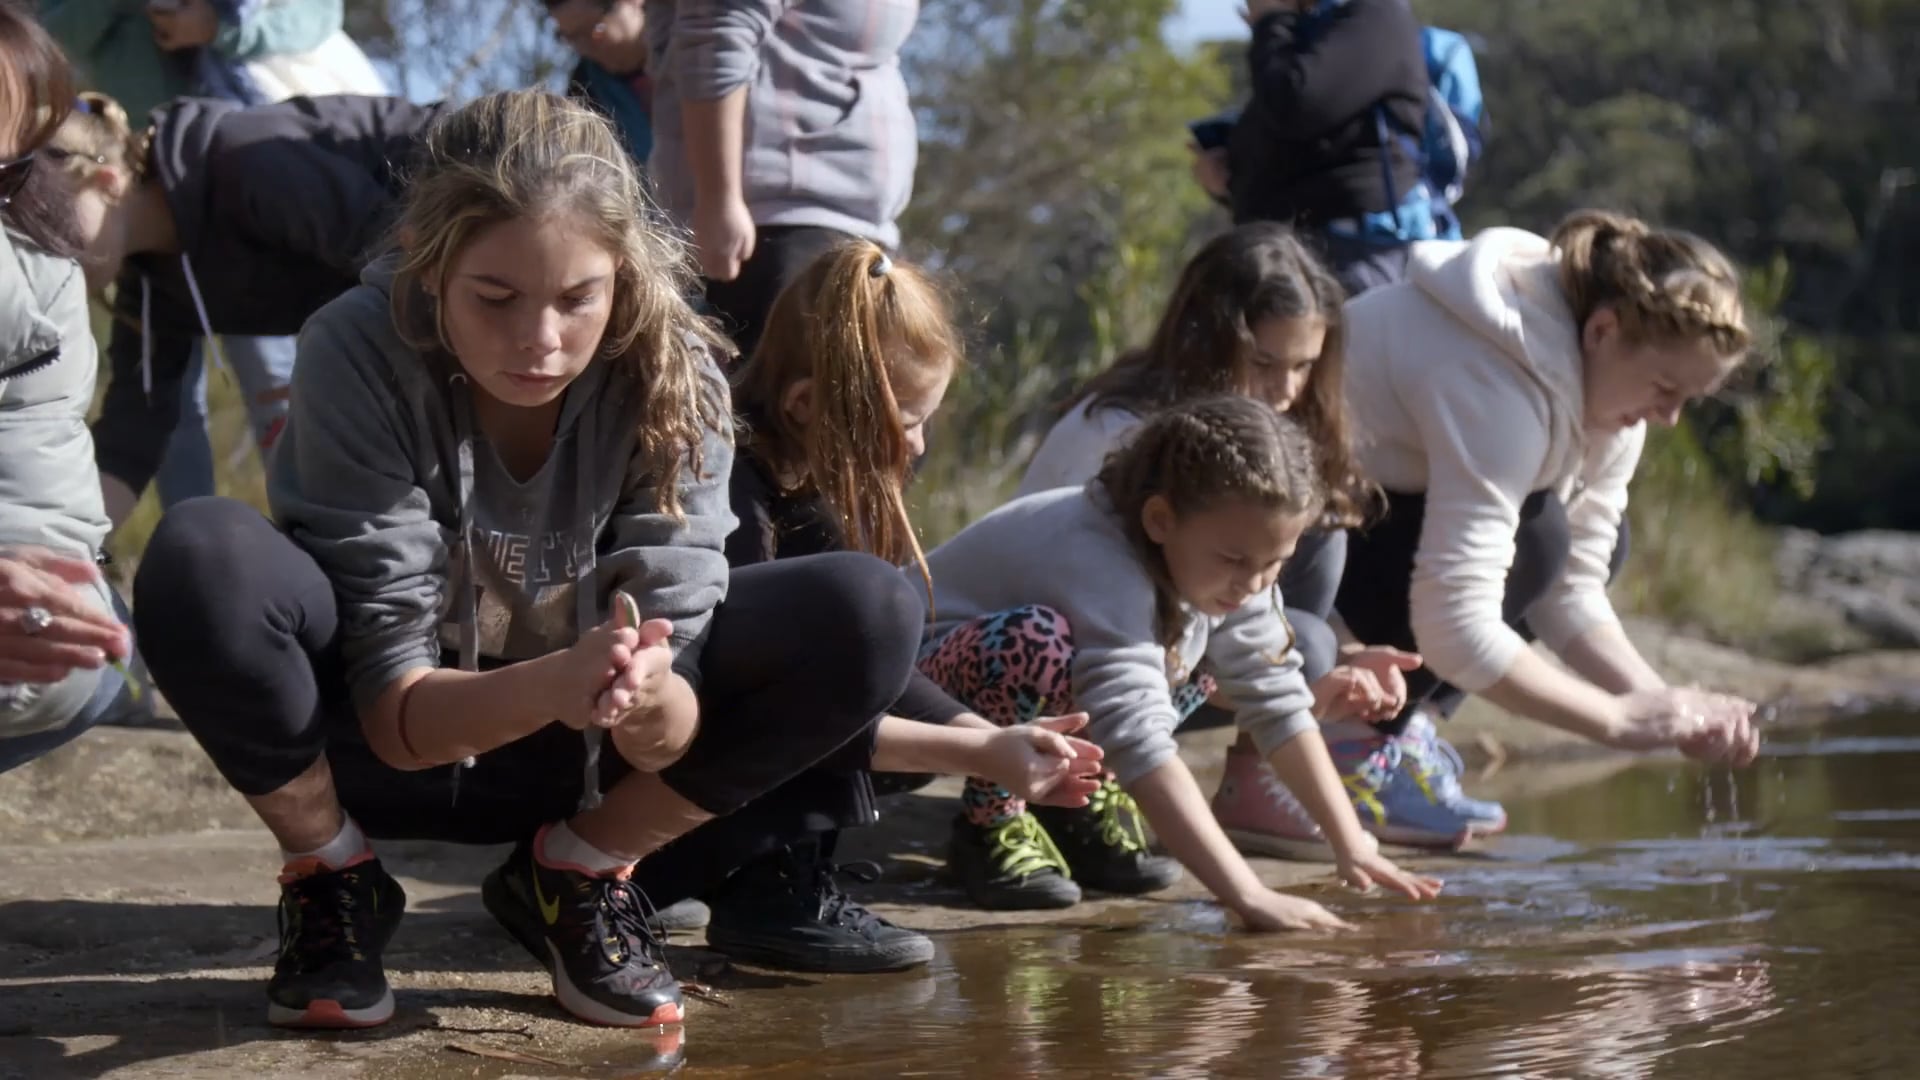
1331, 210, 1761, 846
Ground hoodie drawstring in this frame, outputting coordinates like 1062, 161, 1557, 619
574, 404, 604, 814
178, 253, 229, 381
443, 372, 607, 814
446, 372, 481, 805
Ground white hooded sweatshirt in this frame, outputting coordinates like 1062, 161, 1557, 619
1343, 227, 1646, 693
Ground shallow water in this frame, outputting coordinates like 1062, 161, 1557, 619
618, 714, 1920, 1077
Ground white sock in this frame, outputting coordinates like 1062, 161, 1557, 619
281, 815, 369, 873
539, 821, 633, 875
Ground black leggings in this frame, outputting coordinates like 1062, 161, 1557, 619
133, 497, 922, 844
1335, 489, 1631, 734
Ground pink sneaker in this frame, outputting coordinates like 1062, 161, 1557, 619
1211, 737, 1331, 860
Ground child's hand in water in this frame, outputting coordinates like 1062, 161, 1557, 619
1310, 665, 1390, 721
1334, 844, 1444, 901
1236, 889, 1355, 932
1341, 645, 1423, 720
978, 713, 1106, 807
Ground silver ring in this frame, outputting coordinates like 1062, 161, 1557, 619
19, 606, 52, 636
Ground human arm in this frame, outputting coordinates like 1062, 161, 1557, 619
1205, 600, 1438, 898
271, 299, 615, 767
871, 713, 1105, 807
1402, 370, 1627, 735
594, 357, 736, 769
1127, 756, 1351, 930
667, 1, 781, 280
1526, 426, 1661, 693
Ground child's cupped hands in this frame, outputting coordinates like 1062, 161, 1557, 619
559, 593, 676, 731
979, 713, 1106, 807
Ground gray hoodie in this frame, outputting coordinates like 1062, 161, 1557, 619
271, 258, 736, 727
921, 486, 1317, 786
645, 0, 919, 250
0, 230, 116, 738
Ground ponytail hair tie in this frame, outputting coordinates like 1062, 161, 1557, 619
869, 252, 893, 278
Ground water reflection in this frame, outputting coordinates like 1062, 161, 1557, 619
632, 714, 1920, 1078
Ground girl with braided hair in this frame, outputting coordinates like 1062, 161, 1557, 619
917, 394, 1442, 923
1018, 222, 1424, 868
1332, 209, 1762, 849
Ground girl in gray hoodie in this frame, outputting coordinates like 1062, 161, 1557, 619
918, 396, 1442, 927
131, 89, 927, 1035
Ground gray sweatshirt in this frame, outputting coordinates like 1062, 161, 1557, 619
921, 487, 1317, 786
0, 230, 116, 739
645, 0, 919, 249
270, 258, 735, 716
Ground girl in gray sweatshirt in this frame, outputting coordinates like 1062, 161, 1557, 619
130, 89, 929, 1035
918, 395, 1442, 928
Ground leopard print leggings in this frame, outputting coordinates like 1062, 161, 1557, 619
917, 605, 1215, 826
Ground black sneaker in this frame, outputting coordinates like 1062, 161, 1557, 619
267, 856, 407, 1029
1032, 779, 1184, 894
704, 838, 935, 973
947, 812, 1081, 910
481, 830, 684, 1027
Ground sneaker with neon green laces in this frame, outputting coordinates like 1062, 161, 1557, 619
1032, 779, 1184, 895
948, 811, 1082, 910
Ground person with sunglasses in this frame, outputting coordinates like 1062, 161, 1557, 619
0, 8, 139, 774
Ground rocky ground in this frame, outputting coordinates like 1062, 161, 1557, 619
3, 617, 1919, 1079
1775, 527, 1920, 650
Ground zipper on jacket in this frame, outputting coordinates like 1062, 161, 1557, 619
0, 346, 59, 383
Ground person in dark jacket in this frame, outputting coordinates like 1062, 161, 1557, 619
540, 0, 654, 164
1202, 0, 1434, 295
51, 91, 446, 526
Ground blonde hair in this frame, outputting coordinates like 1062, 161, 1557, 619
48, 92, 144, 179
1552, 210, 1751, 360
392, 89, 729, 520
732, 240, 961, 586
1097, 395, 1325, 646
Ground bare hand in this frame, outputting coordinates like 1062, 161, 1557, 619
0, 548, 128, 685
692, 195, 756, 282
979, 713, 1106, 807
149, 0, 219, 51
1335, 846, 1443, 901
1614, 687, 1761, 767
1189, 143, 1231, 199
1310, 665, 1390, 722
1342, 645, 1422, 720
1236, 888, 1354, 932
